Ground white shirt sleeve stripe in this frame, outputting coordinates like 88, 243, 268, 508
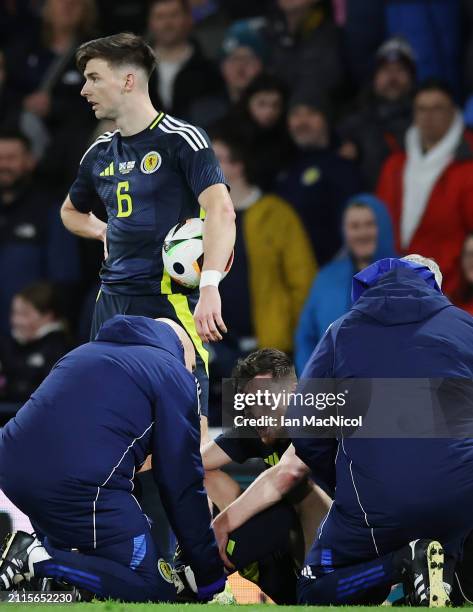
164, 115, 208, 149
162, 118, 205, 150
158, 122, 200, 151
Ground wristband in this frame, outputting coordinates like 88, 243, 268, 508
200, 270, 222, 289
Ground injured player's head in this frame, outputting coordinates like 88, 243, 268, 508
156, 317, 196, 373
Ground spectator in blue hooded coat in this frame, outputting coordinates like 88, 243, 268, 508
295, 194, 395, 373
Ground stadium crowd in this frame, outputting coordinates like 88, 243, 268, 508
1, 0, 473, 423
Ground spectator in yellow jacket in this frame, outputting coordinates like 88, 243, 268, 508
209, 127, 317, 390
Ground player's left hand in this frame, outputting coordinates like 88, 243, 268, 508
211, 514, 235, 571
194, 286, 227, 343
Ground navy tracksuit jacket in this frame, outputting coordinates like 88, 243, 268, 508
0, 315, 223, 601
291, 259, 473, 603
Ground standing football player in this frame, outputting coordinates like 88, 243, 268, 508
60, 32, 236, 433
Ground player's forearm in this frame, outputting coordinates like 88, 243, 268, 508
61, 205, 106, 241
200, 190, 235, 272
204, 469, 241, 511
215, 467, 283, 534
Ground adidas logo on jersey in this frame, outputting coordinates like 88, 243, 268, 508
119, 161, 135, 174
99, 162, 114, 177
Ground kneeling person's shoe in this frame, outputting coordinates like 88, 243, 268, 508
172, 564, 198, 602
398, 539, 452, 607
0, 531, 38, 590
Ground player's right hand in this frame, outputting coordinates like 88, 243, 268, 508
194, 286, 227, 343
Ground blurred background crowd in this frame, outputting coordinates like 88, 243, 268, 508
2, 0, 473, 423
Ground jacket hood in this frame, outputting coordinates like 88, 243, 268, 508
352, 259, 451, 325
95, 315, 184, 363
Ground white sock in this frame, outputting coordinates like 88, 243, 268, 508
26, 539, 51, 576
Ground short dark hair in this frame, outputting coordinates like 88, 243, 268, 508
76, 33, 156, 78
15, 282, 62, 318
0, 128, 31, 151
415, 77, 455, 103
232, 349, 296, 394
208, 123, 259, 184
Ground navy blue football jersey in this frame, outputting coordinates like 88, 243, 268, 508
69, 112, 225, 296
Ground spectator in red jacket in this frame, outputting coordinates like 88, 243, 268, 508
377, 79, 473, 297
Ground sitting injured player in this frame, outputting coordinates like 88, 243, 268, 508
199, 349, 331, 604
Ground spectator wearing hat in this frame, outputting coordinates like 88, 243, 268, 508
274, 92, 362, 266
189, 18, 266, 128
338, 37, 416, 189
385, 0, 461, 97
377, 78, 473, 297
264, 0, 344, 106
147, 0, 223, 119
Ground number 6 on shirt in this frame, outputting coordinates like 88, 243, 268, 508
116, 181, 133, 218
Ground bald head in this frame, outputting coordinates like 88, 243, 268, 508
402, 254, 443, 288
156, 318, 196, 372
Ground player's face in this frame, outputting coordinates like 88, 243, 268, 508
0, 139, 32, 188
344, 206, 378, 262
462, 235, 473, 284
248, 91, 283, 129
148, 0, 192, 47
374, 61, 413, 102
10, 297, 53, 343
81, 58, 125, 120
244, 374, 296, 446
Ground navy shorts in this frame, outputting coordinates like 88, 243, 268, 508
91, 289, 209, 416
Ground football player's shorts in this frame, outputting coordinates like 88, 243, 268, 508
91, 290, 209, 416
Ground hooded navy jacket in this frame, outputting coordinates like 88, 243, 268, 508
292, 260, 473, 536
0, 315, 222, 587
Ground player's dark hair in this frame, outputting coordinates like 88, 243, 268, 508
232, 349, 296, 394
414, 77, 455, 103
76, 33, 156, 78
149, 0, 191, 12
15, 282, 63, 318
0, 128, 31, 151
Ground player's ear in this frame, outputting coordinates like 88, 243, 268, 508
123, 72, 135, 93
